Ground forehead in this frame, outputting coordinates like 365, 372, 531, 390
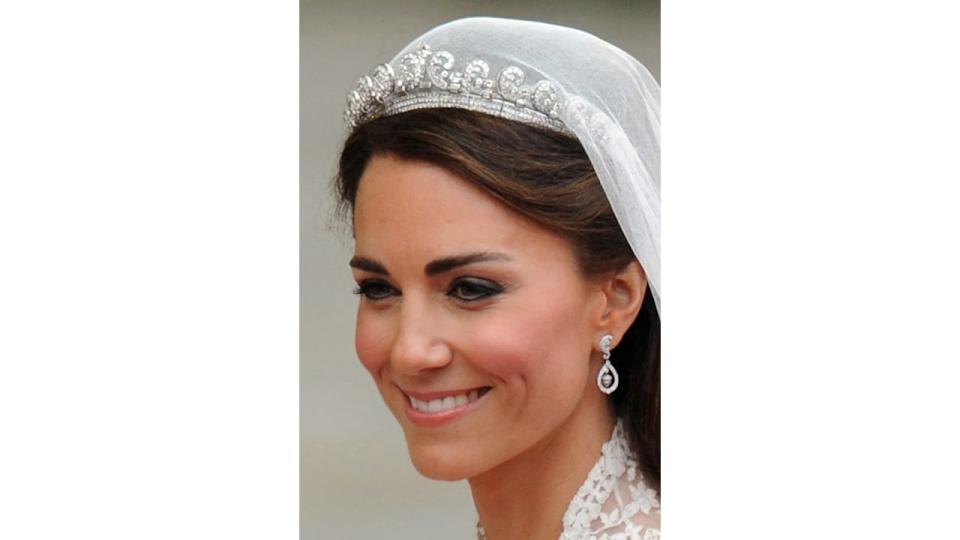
353, 154, 570, 263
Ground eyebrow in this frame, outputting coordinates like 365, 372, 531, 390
349, 252, 513, 277
348, 256, 390, 275
425, 252, 513, 276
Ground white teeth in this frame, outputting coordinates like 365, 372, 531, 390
409, 388, 488, 414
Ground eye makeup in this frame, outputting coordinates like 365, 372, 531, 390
352, 276, 507, 303
353, 279, 397, 300
447, 277, 505, 302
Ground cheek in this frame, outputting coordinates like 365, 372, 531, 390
354, 309, 393, 377
468, 293, 590, 388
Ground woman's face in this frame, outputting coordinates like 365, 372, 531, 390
351, 154, 607, 480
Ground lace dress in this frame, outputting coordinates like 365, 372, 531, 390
477, 419, 661, 539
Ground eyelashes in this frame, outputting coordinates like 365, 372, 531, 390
448, 277, 505, 301
352, 277, 505, 303
352, 280, 397, 301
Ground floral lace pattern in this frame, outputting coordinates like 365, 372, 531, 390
561, 419, 660, 539
477, 419, 660, 540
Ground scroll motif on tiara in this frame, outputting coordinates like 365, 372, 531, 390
344, 43, 568, 132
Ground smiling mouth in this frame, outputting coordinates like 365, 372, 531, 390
407, 387, 492, 414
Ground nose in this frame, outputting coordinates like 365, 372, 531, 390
389, 298, 453, 376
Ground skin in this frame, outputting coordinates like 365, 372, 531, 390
350, 153, 646, 539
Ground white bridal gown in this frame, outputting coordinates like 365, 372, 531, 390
477, 419, 661, 540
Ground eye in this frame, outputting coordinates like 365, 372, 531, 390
353, 280, 398, 301
448, 277, 504, 302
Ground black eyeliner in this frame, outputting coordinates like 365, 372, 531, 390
354, 279, 399, 300
449, 277, 506, 301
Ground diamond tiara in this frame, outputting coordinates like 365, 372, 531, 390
344, 43, 571, 135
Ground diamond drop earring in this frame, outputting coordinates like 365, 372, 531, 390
596, 334, 619, 394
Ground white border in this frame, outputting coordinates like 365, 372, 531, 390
0, 2, 298, 538
665, 1, 960, 537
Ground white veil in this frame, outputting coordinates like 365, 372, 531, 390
345, 17, 661, 312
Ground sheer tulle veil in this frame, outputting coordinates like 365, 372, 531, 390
345, 17, 661, 311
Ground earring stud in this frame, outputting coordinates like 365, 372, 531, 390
597, 334, 619, 394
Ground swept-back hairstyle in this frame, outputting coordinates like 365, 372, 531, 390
335, 108, 660, 490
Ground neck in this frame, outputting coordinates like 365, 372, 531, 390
468, 387, 616, 540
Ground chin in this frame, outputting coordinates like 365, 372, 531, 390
406, 440, 481, 481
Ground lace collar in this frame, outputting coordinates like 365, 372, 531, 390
477, 419, 660, 540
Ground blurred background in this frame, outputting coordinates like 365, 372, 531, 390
301, 1, 659, 537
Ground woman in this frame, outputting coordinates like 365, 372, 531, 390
335, 17, 660, 539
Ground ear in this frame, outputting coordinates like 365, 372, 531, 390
592, 260, 647, 347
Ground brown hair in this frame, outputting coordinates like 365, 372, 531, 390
335, 108, 660, 490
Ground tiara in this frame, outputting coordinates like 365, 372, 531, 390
344, 43, 571, 135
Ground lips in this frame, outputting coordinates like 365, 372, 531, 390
408, 387, 491, 413
400, 385, 492, 426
